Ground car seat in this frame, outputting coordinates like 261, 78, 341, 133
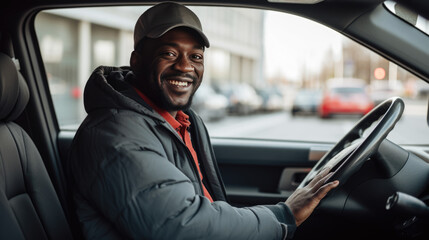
0, 50, 73, 239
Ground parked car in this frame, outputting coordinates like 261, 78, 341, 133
256, 86, 285, 112
370, 80, 404, 105
191, 84, 228, 121
291, 89, 323, 116
1, 1, 429, 240
216, 83, 262, 115
319, 83, 375, 118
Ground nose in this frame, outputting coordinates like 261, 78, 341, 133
173, 55, 194, 72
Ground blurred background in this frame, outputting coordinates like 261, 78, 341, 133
35, 4, 429, 144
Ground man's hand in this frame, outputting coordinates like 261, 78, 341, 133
285, 168, 339, 226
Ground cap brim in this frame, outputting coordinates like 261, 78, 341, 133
146, 23, 210, 48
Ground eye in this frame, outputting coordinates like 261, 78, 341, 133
157, 49, 177, 59
192, 54, 203, 61
162, 51, 175, 57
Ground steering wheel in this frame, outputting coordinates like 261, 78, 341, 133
298, 97, 405, 189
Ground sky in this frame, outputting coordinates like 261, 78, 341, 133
264, 11, 342, 81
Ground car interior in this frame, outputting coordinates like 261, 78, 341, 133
1, 0, 429, 239
0, 37, 74, 239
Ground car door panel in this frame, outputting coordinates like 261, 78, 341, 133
212, 138, 332, 206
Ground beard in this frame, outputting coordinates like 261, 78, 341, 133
157, 87, 195, 112
145, 72, 199, 112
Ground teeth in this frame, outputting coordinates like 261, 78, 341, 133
169, 80, 189, 87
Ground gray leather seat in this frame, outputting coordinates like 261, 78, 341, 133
0, 52, 73, 239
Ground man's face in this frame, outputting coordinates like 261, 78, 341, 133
134, 28, 204, 112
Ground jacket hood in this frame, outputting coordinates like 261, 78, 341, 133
83, 66, 155, 117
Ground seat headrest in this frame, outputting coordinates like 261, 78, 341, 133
0, 52, 29, 121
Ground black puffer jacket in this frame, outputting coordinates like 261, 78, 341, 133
68, 66, 296, 240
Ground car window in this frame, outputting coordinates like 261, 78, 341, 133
34, 5, 429, 145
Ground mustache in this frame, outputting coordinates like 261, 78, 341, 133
160, 73, 197, 82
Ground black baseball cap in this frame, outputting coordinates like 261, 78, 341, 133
134, 2, 210, 49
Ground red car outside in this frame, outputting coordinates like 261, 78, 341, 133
319, 84, 375, 118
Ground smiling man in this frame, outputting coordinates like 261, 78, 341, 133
130, 27, 205, 117
68, 2, 338, 240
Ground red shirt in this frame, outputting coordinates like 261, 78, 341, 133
134, 88, 213, 202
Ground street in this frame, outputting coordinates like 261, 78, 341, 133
205, 98, 429, 145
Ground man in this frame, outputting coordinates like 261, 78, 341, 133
68, 2, 339, 239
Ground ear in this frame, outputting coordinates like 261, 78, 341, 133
130, 50, 140, 71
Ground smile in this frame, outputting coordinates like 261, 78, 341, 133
168, 80, 191, 87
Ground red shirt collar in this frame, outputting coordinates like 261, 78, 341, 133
133, 87, 190, 130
